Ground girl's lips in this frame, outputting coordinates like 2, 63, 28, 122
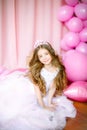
43, 59, 49, 62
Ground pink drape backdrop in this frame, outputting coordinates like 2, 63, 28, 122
0, 0, 63, 69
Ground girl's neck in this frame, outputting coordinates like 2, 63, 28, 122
44, 64, 53, 69
44, 64, 58, 72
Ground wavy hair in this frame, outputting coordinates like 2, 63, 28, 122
27, 42, 67, 96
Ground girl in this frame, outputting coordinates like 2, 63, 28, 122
0, 41, 76, 130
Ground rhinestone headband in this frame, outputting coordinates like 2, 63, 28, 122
34, 40, 49, 48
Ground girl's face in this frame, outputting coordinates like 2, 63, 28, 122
37, 48, 52, 65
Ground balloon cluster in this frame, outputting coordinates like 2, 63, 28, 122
57, 0, 87, 102
57, 0, 87, 82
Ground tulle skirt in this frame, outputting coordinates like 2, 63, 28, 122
0, 71, 76, 130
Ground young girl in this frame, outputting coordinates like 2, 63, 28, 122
0, 41, 76, 130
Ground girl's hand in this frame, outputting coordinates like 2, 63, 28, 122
44, 103, 57, 111
49, 103, 58, 110
44, 106, 55, 111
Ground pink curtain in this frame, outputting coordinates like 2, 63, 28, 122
0, 0, 63, 69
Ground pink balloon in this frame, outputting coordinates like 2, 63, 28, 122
79, 27, 87, 42
63, 81, 87, 102
65, 17, 83, 32
74, 3, 87, 20
0, 67, 27, 80
0, 66, 6, 74
57, 5, 74, 22
81, 0, 87, 4
63, 32, 80, 48
65, 0, 79, 6
60, 39, 71, 51
76, 42, 87, 54
0, 67, 10, 80
8, 68, 27, 74
63, 50, 87, 81
83, 20, 87, 27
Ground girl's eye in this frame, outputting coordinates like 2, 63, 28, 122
39, 55, 42, 58
45, 53, 48, 55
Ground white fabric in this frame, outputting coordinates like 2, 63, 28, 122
40, 68, 59, 92
0, 69, 76, 130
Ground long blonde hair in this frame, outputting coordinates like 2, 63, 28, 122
27, 42, 67, 96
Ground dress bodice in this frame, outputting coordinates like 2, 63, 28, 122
40, 68, 59, 92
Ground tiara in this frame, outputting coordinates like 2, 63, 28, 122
34, 40, 49, 48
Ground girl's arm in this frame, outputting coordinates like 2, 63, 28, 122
34, 84, 57, 111
34, 85, 45, 108
48, 82, 56, 106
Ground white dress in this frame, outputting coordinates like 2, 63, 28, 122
0, 68, 76, 130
